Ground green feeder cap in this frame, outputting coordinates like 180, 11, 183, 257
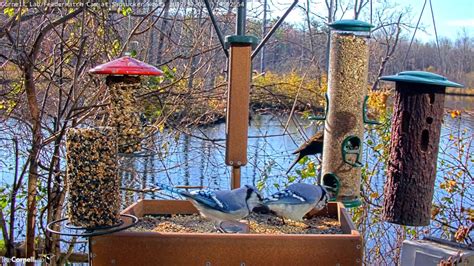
329, 19, 374, 32
225, 35, 259, 49
380, 71, 464, 88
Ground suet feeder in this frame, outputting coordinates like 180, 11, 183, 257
320, 19, 373, 208
224, 35, 258, 189
66, 127, 120, 228
89, 56, 162, 154
380, 71, 463, 226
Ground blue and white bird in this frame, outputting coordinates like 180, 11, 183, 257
263, 183, 329, 221
156, 183, 263, 226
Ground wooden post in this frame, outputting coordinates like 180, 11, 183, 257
380, 71, 463, 226
383, 84, 445, 226
225, 40, 253, 189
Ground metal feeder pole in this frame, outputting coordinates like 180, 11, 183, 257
380, 71, 463, 226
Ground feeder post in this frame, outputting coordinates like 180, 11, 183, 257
224, 35, 258, 189
320, 20, 373, 208
380, 71, 463, 226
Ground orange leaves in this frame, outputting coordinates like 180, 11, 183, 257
449, 109, 462, 119
454, 226, 470, 242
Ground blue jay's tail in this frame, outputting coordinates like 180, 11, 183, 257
156, 183, 192, 197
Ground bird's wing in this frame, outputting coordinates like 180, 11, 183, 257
189, 190, 230, 212
264, 190, 307, 205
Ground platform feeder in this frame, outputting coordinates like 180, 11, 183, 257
89, 56, 162, 154
320, 20, 374, 208
380, 71, 463, 226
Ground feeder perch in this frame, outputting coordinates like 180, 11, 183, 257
321, 19, 373, 208
341, 136, 363, 168
380, 71, 463, 226
224, 35, 258, 189
89, 56, 162, 154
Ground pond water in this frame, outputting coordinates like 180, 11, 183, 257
0, 96, 472, 263
133, 96, 473, 196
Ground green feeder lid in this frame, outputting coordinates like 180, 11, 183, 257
225, 35, 259, 49
329, 19, 374, 32
380, 71, 464, 88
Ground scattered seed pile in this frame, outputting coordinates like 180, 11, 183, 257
322, 32, 369, 201
66, 127, 121, 228
108, 79, 143, 154
131, 213, 343, 234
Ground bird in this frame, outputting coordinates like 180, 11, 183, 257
263, 183, 329, 222
286, 131, 324, 174
155, 183, 263, 228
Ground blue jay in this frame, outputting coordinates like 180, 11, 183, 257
263, 183, 329, 222
156, 183, 263, 227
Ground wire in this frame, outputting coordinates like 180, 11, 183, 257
429, 0, 443, 73
403, 0, 427, 68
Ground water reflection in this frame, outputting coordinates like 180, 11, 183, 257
143, 97, 472, 197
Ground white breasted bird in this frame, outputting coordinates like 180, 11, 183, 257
156, 183, 263, 228
263, 183, 329, 222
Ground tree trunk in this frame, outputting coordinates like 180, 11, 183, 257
156, 0, 170, 65
383, 83, 445, 226
25, 63, 42, 260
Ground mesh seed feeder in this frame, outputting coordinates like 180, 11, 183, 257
66, 127, 120, 228
89, 56, 163, 154
319, 20, 374, 208
380, 71, 463, 226
48, 126, 137, 237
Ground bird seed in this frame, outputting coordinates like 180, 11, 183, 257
66, 127, 121, 228
130, 213, 343, 234
323, 32, 369, 200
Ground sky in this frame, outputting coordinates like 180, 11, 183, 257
249, 0, 473, 42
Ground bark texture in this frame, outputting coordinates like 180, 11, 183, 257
383, 83, 445, 226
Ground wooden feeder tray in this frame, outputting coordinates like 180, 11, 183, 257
90, 200, 363, 265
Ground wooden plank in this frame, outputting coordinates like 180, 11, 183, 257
225, 44, 252, 167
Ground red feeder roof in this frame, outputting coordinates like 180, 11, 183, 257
89, 56, 163, 76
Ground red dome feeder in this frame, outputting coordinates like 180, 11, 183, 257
89, 56, 162, 154
89, 56, 163, 76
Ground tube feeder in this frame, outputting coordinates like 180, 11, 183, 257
89, 56, 162, 154
321, 20, 373, 208
224, 35, 258, 189
380, 71, 463, 226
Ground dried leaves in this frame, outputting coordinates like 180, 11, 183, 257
66, 127, 120, 228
